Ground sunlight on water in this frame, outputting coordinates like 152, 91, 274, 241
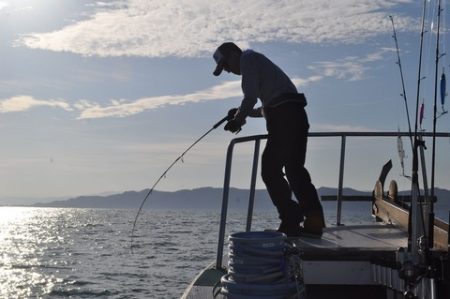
0, 208, 62, 298
0, 204, 376, 298
0, 207, 224, 298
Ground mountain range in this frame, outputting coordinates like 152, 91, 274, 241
28, 187, 450, 214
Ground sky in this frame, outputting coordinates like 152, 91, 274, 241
1, 0, 450, 202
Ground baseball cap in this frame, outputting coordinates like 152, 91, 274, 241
213, 42, 241, 76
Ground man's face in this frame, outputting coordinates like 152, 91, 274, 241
224, 51, 241, 75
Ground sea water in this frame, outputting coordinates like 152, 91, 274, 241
0, 201, 443, 299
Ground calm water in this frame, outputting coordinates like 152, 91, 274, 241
0, 202, 385, 298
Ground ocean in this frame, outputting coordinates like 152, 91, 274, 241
0, 201, 446, 298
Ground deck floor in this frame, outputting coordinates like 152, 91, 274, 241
181, 222, 409, 299
294, 222, 408, 250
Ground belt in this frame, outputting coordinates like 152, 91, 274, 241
268, 93, 307, 108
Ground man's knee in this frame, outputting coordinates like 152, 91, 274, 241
261, 164, 276, 184
285, 166, 311, 184
261, 156, 283, 184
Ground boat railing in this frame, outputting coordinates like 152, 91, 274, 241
215, 131, 450, 270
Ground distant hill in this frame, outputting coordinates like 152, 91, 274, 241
22, 186, 449, 220
29, 186, 448, 209
32, 187, 272, 210
31, 186, 367, 210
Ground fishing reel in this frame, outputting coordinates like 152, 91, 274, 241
399, 260, 423, 299
404, 289, 418, 299
398, 248, 427, 298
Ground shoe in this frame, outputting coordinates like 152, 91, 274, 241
303, 208, 326, 229
277, 221, 301, 238
300, 207, 325, 239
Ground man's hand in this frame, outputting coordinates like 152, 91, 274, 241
224, 119, 244, 133
227, 108, 238, 121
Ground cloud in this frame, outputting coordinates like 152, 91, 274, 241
0, 1, 8, 10
17, 0, 415, 57
314, 123, 378, 132
76, 80, 241, 119
0, 95, 72, 113
77, 75, 321, 119
308, 48, 394, 81
0, 74, 320, 118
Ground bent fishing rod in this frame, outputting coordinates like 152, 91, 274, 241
130, 113, 232, 249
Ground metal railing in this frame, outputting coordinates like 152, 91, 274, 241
215, 131, 450, 269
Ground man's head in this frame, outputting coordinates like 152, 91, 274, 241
213, 42, 242, 76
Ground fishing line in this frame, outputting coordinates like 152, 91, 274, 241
129, 114, 231, 250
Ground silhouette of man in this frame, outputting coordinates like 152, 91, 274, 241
213, 42, 325, 237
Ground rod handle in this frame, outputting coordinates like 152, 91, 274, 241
213, 115, 231, 129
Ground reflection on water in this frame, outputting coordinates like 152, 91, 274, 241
0, 207, 227, 298
0, 208, 62, 297
0, 208, 130, 298
0, 203, 376, 298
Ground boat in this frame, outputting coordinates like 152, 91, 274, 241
181, 132, 450, 299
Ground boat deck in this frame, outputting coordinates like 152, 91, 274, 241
295, 222, 407, 262
181, 222, 408, 299
182, 133, 449, 298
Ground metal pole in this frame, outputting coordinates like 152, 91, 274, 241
215, 141, 235, 269
337, 135, 346, 226
246, 139, 260, 232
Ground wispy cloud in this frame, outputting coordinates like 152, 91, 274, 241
76, 80, 242, 119
315, 123, 378, 132
17, 0, 415, 57
76, 75, 321, 119
0, 75, 321, 118
0, 1, 8, 10
308, 48, 395, 81
0, 95, 72, 113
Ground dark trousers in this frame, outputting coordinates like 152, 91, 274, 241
261, 102, 323, 227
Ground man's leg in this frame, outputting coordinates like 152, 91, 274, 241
261, 132, 302, 236
287, 165, 325, 234
284, 109, 325, 234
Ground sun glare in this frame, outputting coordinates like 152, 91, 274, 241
0, 207, 31, 240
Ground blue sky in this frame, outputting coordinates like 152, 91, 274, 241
1, 0, 450, 201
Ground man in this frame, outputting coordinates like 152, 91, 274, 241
213, 42, 325, 237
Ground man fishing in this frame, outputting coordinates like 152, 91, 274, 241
212, 42, 325, 237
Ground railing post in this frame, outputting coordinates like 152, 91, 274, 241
215, 141, 235, 270
337, 135, 346, 226
246, 139, 261, 232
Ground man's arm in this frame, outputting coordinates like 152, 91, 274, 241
247, 106, 263, 118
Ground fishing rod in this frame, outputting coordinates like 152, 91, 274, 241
130, 114, 232, 249
396, 3, 429, 297
408, 0, 428, 267
430, 0, 445, 249
390, 15, 414, 152
430, 0, 446, 203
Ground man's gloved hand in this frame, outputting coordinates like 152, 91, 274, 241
227, 108, 238, 121
224, 107, 246, 133
224, 119, 242, 133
